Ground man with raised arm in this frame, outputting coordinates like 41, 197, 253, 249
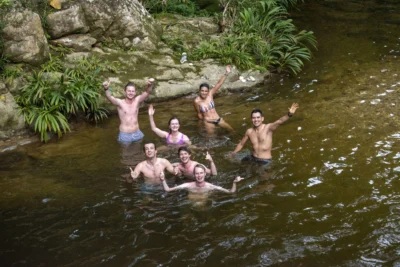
231, 103, 299, 165
129, 143, 177, 184
160, 164, 243, 194
103, 78, 154, 143
173, 146, 217, 179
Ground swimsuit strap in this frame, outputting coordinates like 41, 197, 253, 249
166, 133, 172, 144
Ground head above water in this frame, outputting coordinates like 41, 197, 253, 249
168, 116, 180, 133
251, 108, 263, 117
178, 146, 191, 156
199, 83, 210, 91
124, 82, 136, 91
143, 142, 157, 152
193, 163, 206, 176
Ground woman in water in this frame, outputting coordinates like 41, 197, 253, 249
148, 104, 191, 146
193, 65, 234, 134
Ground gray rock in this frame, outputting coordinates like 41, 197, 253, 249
46, 5, 89, 39
0, 92, 26, 140
49, 34, 97, 52
2, 10, 49, 65
0, 82, 7, 95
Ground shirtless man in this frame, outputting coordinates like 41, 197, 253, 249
193, 65, 234, 134
160, 164, 243, 193
231, 103, 299, 165
103, 78, 154, 143
173, 146, 217, 179
129, 143, 177, 184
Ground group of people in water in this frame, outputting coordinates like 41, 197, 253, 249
103, 66, 299, 194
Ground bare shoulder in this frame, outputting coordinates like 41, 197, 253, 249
160, 158, 172, 165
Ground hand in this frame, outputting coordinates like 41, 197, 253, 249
205, 151, 213, 162
233, 176, 244, 183
225, 65, 231, 74
288, 103, 299, 114
146, 78, 155, 86
160, 171, 165, 181
103, 79, 110, 89
130, 167, 138, 179
148, 104, 155, 116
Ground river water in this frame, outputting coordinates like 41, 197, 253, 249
1, 0, 400, 266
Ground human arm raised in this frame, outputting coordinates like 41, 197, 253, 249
136, 78, 155, 103
269, 103, 299, 131
148, 104, 169, 138
212, 176, 244, 193
210, 65, 231, 95
103, 79, 122, 106
160, 171, 189, 192
205, 151, 217, 175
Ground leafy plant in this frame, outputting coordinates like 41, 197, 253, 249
190, 0, 316, 74
1, 64, 22, 84
49, 44, 74, 57
40, 55, 63, 72
16, 58, 109, 142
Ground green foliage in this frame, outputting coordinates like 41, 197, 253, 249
49, 44, 74, 57
141, 0, 208, 17
0, 0, 11, 8
191, 0, 316, 74
16, 57, 110, 142
0, 21, 8, 72
1, 64, 22, 84
40, 55, 64, 73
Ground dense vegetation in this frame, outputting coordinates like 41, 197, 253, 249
14, 53, 113, 142
143, 0, 316, 74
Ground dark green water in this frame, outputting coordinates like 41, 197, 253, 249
1, 0, 400, 266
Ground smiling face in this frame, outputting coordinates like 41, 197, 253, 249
144, 143, 157, 158
251, 112, 264, 128
194, 166, 206, 183
199, 87, 209, 99
179, 150, 191, 164
125, 85, 136, 100
169, 118, 180, 132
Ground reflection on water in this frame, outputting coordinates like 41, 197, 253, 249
1, 0, 400, 265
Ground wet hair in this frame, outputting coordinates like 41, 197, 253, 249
251, 108, 263, 117
143, 142, 157, 152
199, 83, 210, 90
168, 116, 180, 133
178, 146, 191, 155
193, 164, 206, 175
124, 82, 136, 91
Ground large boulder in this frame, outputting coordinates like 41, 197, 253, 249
46, 5, 89, 39
2, 10, 50, 65
162, 16, 219, 50
0, 92, 27, 140
79, 0, 162, 49
49, 34, 97, 52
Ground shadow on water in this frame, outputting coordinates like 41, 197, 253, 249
1, 0, 400, 266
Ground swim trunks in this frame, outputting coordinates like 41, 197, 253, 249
166, 133, 185, 145
206, 117, 222, 125
118, 130, 144, 144
242, 154, 272, 166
